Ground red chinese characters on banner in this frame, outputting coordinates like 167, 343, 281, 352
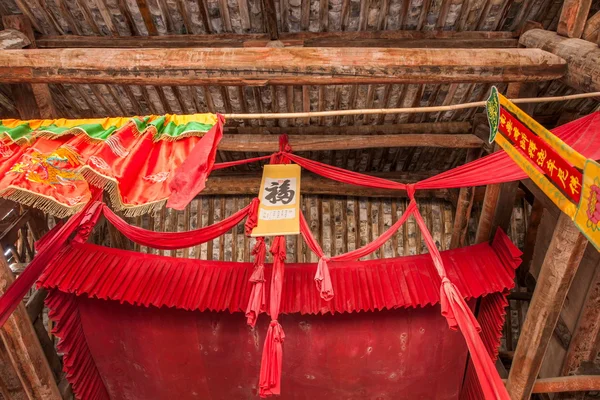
498, 108, 582, 204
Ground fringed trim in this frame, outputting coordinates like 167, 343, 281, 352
39, 240, 520, 316
0, 187, 83, 218
460, 293, 509, 400
45, 290, 110, 400
80, 167, 167, 217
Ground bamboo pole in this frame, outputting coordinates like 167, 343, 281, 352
224, 91, 600, 119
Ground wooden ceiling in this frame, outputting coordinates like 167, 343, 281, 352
0, 0, 597, 174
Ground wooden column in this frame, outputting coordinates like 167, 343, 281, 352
0, 253, 62, 400
450, 147, 482, 248
506, 213, 588, 399
1, 15, 57, 119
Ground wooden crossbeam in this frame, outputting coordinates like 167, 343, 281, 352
506, 213, 588, 399
35, 31, 519, 49
217, 133, 484, 152
0, 47, 566, 85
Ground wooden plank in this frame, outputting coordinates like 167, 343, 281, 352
506, 213, 588, 400
582, 11, 600, 43
262, 0, 279, 39
0, 47, 566, 86
520, 29, 600, 92
136, 0, 159, 35
36, 30, 520, 48
0, 254, 61, 400
217, 133, 484, 151
557, 0, 592, 38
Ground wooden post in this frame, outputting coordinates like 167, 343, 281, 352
0, 254, 62, 400
450, 147, 482, 248
506, 213, 588, 399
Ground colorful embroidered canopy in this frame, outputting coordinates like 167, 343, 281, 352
39, 231, 520, 400
0, 114, 224, 217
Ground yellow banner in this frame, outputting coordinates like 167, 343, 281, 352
252, 164, 301, 237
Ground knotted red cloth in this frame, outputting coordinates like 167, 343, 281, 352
246, 237, 267, 327
259, 236, 287, 397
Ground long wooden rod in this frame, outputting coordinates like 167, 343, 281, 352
225, 91, 600, 119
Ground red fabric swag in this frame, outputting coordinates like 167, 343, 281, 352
167, 114, 225, 210
102, 198, 257, 250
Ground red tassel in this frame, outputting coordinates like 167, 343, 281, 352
244, 198, 260, 236
315, 256, 334, 301
259, 320, 285, 397
246, 238, 267, 327
440, 277, 481, 332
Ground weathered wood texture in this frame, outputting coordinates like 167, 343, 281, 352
583, 11, 600, 43
526, 375, 600, 393
0, 47, 566, 85
218, 133, 484, 151
506, 214, 588, 400
35, 31, 520, 48
520, 29, 600, 92
558, 0, 593, 38
0, 254, 61, 400
0, 29, 30, 49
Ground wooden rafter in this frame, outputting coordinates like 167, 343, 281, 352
0, 47, 566, 86
558, 0, 593, 38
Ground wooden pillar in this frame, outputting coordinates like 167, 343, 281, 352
0, 253, 62, 400
1, 15, 57, 119
506, 213, 588, 399
450, 147, 482, 248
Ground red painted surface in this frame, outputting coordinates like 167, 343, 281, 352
78, 297, 471, 400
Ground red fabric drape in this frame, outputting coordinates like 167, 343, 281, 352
102, 198, 257, 250
167, 114, 225, 210
299, 201, 417, 301
259, 236, 287, 398
0, 190, 101, 327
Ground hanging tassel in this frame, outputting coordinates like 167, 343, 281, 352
315, 256, 334, 301
440, 277, 481, 332
246, 237, 267, 327
258, 320, 285, 397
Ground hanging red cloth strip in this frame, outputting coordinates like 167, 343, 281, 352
101, 199, 257, 250
212, 154, 273, 170
167, 114, 226, 210
0, 190, 102, 327
405, 185, 510, 400
259, 236, 287, 398
244, 199, 265, 327
299, 201, 417, 301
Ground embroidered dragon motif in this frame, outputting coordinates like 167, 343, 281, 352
9, 146, 85, 188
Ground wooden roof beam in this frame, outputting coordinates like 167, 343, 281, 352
35, 31, 520, 49
217, 133, 484, 152
520, 29, 600, 92
0, 47, 566, 86
558, 0, 593, 38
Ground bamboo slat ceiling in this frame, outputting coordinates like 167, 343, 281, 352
0, 0, 597, 174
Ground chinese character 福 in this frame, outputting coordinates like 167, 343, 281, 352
264, 179, 295, 205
